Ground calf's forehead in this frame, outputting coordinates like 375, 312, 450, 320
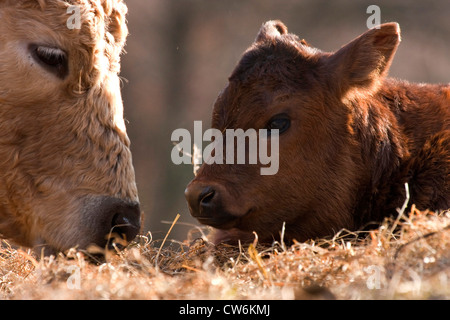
212, 49, 322, 129
212, 82, 297, 131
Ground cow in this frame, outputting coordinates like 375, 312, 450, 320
0, 0, 140, 254
185, 20, 450, 245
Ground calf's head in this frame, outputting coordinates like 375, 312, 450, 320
0, 0, 140, 253
185, 20, 401, 243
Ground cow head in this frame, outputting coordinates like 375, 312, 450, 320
0, 0, 140, 253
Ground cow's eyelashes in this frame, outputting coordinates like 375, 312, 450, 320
29, 44, 68, 79
266, 114, 291, 134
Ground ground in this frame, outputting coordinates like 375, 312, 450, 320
1, 206, 449, 300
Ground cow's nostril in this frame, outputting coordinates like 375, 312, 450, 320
82, 196, 141, 251
109, 203, 141, 246
111, 212, 139, 241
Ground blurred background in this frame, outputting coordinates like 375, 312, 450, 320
120, 0, 450, 241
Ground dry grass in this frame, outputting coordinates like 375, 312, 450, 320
1, 206, 449, 300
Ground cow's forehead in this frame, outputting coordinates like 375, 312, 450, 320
0, 0, 129, 90
13, 0, 129, 79
9, 0, 128, 48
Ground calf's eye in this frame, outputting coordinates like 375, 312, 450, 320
266, 114, 291, 134
29, 44, 69, 79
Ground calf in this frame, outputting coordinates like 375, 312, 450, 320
185, 21, 450, 244
0, 0, 140, 253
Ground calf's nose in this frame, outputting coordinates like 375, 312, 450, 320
185, 184, 217, 219
185, 182, 241, 230
185, 182, 241, 229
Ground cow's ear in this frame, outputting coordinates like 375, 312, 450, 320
327, 23, 400, 95
255, 20, 288, 43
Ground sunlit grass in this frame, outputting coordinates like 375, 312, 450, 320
1, 207, 449, 299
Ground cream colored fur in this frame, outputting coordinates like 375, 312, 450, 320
0, 0, 138, 251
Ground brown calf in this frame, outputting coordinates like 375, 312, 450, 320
0, 0, 140, 253
185, 21, 450, 244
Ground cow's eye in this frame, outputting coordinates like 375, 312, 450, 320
29, 44, 68, 79
266, 114, 291, 134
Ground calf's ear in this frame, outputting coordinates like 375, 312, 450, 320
327, 23, 400, 95
255, 20, 288, 43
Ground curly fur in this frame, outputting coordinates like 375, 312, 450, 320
0, 0, 138, 251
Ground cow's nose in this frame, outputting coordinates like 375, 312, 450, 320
109, 201, 141, 244
87, 196, 141, 249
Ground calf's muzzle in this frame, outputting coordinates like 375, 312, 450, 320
185, 182, 236, 229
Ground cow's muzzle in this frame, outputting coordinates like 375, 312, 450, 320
81, 196, 141, 250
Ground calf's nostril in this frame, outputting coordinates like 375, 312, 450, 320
185, 184, 220, 218
200, 188, 215, 205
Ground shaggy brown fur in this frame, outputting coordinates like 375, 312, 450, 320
185, 21, 450, 244
0, 0, 139, 252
